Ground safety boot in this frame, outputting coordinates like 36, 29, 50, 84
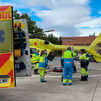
84, 76, 88, 81
80, 76, 85, 81
40, 79, 46, 83
62, 83, 67, 86
68, 83, 72, 85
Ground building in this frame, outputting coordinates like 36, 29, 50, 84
62, 35, 96, 46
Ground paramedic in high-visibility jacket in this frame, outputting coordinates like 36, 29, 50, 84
31, 50, 39, 74
62, 47, 76, 86
79, 49, 89, 81
39, 50, 48, 82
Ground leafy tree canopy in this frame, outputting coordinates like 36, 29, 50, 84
13, 10, 62, 45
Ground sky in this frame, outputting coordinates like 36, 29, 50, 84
0, 0, 101, 37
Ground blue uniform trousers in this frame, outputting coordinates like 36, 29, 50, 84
63, 63, 73, 83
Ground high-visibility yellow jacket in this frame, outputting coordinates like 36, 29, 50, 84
79, 53, 89, 61
63, 50, 76, 63
31, 52, 39, 64
39, 56, 48, 68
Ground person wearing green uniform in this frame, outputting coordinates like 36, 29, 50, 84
39, 50, 48, 82
79, 49, 89, 81
62, 47, 76, 85
31, 50, 39, 74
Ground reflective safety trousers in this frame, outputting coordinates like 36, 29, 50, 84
63, 58, 74, 84
63, 62, 73, 83
80, 61, 88, 76
39, 68, 45, 79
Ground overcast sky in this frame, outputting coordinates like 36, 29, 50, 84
1, 0, 101, 37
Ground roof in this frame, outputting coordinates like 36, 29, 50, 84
62, 36, 97, 45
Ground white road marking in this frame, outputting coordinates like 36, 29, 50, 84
32, 74, 101, 78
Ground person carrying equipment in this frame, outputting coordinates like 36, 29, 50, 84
31, 50, 39, 74
79, 49, 90, 81
62, 47, 76, 86
39, 50, 48, 82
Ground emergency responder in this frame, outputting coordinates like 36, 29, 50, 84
44, 49, 50, 69
31, 50, 40, 74
79, 49, 89, 81
39, 50, 48, 82
62, 47, 76, 85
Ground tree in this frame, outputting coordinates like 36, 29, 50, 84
13, 10, 20, 19
46, 34, 62, 44
13, 10, 62, 46
13, 10, 44, 38
58, 36, 62, 45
